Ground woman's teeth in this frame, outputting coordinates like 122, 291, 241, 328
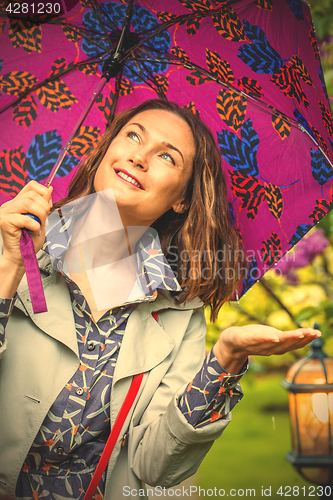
117, 171, 141, 189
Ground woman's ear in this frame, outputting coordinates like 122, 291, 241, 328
172, 199, 189, 214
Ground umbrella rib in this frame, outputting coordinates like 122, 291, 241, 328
49, 20, 109, 52
122, 62, 163, 98
86, 0, 114, 52
113, 0, 135, 60
0, 56, 113, 115
120, 6, 231, 62
108, 70, 123, 126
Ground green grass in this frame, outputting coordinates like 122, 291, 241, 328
196, 373, 322, 499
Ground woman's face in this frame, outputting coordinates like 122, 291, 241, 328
94, 109, 195, 227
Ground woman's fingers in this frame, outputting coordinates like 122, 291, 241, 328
217, 324, 321, 361
0, 182, 53, 266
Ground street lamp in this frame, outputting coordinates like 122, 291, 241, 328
282, 337, 333, 489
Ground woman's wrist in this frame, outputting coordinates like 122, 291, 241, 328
0, 257, 25, 298
213, 341, 248, 375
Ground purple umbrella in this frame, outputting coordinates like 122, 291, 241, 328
0, 0, 333, 304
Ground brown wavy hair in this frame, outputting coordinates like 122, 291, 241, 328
53, 99, 246, 322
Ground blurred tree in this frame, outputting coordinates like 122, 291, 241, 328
307, 0, 333, 107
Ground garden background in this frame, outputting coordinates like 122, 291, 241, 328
196, 1, 333, 497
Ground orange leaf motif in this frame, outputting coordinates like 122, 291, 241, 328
217, 89, 247, 132
9, 20, 42, 53
271, 111, 290, 140
206, 48, 234, 84
213, 9, 246, 42
264, 183, 283, 219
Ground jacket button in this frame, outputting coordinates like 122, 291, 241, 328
88, 342, 95, 351
55, 447, 64, 455
76, 387, 84, 396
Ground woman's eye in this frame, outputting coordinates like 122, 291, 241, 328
161, 152, 175, 164
128, 132, 140, 142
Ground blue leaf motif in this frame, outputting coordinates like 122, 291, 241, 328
293, 109, 312, 136
25, 131, 62, 182
82, 3, 170, 82
242, 20, 268, 45
241, 119, 259, 157
217, 120, 259, 176
289, 224, 313, 246
319, 64, 329, 100
311, 148, 333, 186
238, 21, 283, 74
285, 0, 304, 20
57, 154, 80, 177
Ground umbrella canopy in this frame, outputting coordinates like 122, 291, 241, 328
1, 0, 333, 296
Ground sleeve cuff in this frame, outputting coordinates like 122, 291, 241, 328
179, 348, 248, 428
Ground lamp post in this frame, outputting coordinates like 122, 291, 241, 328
282, 337, 333, 497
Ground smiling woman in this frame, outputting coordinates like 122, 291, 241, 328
0, 99, 321, 500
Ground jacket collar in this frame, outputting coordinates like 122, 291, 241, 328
16, 251, 203, 377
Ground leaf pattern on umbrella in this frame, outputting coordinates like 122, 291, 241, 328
260, 232, 282, 265
0, 71, 38, 94
95, 90, 115, 124
255, 0, 273, 11
82, 2, 171, 82
24, 131, 80, 181
319, 100, 333, 136
68, 126, 101, 157
285, 0, 304, 20
289, 224, 313, 246
309, 197, 333, 224
237, 77, 263, 99
271, 110, 291, 140
264, 183, 283, 220
228, 171, 266, 220
238, 21, 283, 74
206, 48, 234, 84
12, 95, 38, 129
8, 19, 42, 53
217, 89, 247, 132
0, 147, 28, 196
311, 148, 333, 187
212, 8, 246, 42
309, 26, 320, 61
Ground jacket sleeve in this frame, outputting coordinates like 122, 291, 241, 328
0, 297, 16, 358
129, 307, 235, 488
179, 348, 247, 428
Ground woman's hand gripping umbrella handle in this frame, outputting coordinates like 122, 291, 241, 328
0, 182, 53, 313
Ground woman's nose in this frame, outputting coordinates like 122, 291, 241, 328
128, 152, 149, 171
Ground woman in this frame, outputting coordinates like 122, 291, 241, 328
0, 99, 320, 500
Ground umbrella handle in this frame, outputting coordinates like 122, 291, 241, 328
23, 213, 41, 234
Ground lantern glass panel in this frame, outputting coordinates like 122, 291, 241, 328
290, 393, 331, 455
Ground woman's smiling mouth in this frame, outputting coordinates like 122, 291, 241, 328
115, 169, 143, 189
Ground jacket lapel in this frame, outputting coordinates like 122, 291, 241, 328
113, 301, 175, 384
16, 251, 79, 358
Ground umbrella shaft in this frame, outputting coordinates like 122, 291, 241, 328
46, 76, 108, 187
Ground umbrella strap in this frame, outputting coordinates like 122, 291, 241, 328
83, 311, 159, 500
20, 230, 47, 314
